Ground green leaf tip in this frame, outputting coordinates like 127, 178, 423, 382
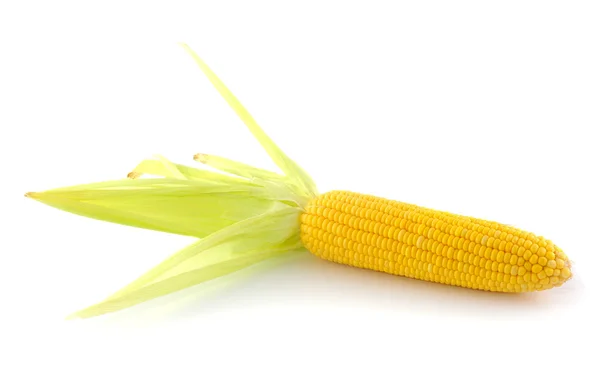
27, 44, 319, 318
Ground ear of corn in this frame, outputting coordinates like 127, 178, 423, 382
300, 191, 572, 292
26, 44, 572, 318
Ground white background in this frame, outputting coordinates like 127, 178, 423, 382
2, 1, 599, 383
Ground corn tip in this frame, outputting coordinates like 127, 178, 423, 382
127, 171, 141, 179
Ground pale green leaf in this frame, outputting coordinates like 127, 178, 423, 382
28, 179, 279, 238
69, 206, 302, 318
129, 158, 253, 185
194, 153, 286, 182
179, 43, 318, 198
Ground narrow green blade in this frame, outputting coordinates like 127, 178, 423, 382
179, 43, 318, 197
69, 206, 302, 318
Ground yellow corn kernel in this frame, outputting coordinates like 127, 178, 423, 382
553, 269, 561, 277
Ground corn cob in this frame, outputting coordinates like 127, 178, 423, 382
301, 191, 571, 292
26, 44, 572, 318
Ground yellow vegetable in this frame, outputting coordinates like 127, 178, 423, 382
26, 43, 572, 318
300, 191, 571, 292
